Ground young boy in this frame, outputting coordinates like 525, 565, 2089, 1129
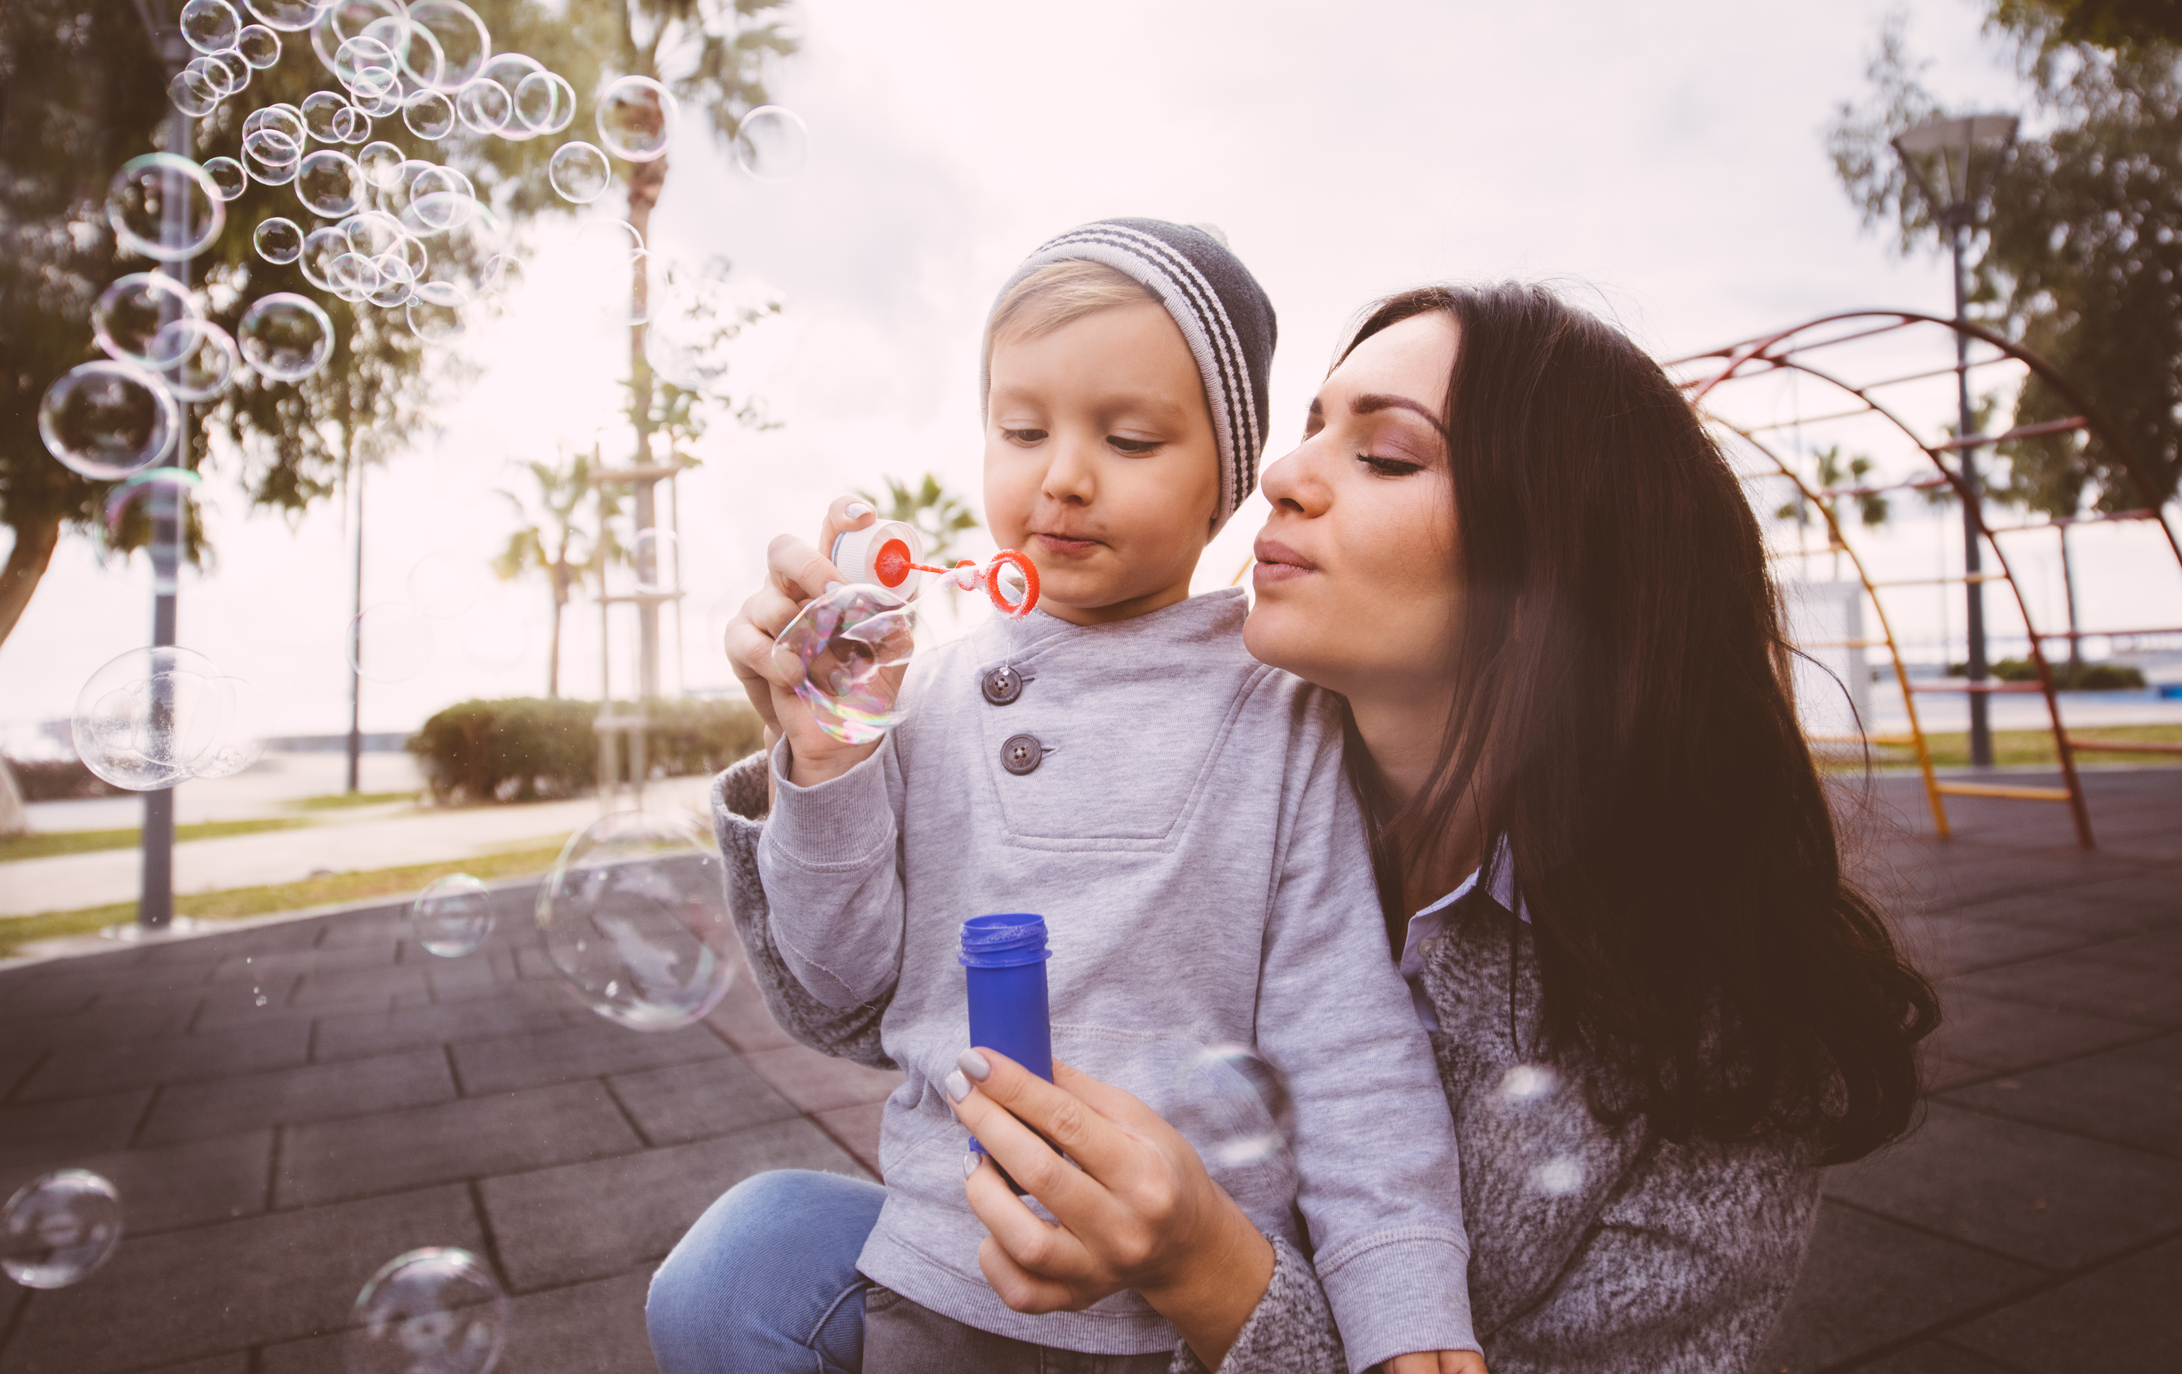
741, 220, 1477, 1372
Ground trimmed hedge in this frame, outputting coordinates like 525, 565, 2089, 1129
1947, 657, 2149, 690
407, 697, 765, 804
6, 757, 127, 802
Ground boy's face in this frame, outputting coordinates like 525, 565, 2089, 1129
984, 302, 1221, 626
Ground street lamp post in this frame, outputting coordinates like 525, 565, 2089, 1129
1893, 113, 2019, 769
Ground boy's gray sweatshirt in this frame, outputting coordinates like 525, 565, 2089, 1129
755, 588, 1475, 1370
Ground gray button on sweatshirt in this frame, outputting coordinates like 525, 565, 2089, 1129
756, 588, 1477, 1369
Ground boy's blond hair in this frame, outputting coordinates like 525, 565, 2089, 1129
982, 260, 1158, 367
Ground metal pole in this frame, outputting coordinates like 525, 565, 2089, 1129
138, 22, 190, 932
346, 458, 364, 792
1953, 219, 1994, 767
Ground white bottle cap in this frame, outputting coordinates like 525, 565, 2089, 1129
830, 520, 926, 596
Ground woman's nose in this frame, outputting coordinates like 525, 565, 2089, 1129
1260, 442, 1327, 516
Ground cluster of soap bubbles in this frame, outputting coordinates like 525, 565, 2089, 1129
1170, 1045, 1296, 1169
772, 586, 918, 745
2, 1171, 125, 1291
70, 645, 266, 791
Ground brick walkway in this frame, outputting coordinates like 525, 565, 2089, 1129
0, 769, 2175, 1373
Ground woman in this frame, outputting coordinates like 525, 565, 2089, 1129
649, 283, 1938, 1373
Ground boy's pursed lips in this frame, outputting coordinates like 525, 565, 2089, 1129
1252, 537, 1319, 585
1030, 529, 1105, 554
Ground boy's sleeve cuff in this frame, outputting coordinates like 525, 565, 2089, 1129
763, 737, 896, 869
1314, 1232, 1477, 1373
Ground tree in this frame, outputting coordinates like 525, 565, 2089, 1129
495, 449, 601, 698
1827, 5, 2182, 511
858, 472, 983, 564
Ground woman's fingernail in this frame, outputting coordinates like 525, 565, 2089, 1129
945, 1069, 972, 1103
823, 580, 845, 594
845, 502, 873, 519
957, 1048, 992, 1081
963, 1152, 981, 1179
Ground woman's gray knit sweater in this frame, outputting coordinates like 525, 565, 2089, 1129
711, 753, 1819, 1373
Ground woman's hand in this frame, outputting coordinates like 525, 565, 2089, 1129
943, 1048, 1275, 1369
1387, 1352, 1488, 1374
720, 496, 898, 787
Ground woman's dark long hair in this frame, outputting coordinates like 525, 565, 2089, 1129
1344, 283, 1938, 1165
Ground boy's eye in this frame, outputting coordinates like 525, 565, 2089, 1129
1108, 435, 1162, 455
1001, 428, 1047, 445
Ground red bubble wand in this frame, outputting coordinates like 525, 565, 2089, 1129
833, 522, 1040, 619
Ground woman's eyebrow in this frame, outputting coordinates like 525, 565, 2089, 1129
1352, 393, 1440, 425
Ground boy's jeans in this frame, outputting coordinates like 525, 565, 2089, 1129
647, 1167, 1176, 1374
865, 1286, 1171, 1374
648, 1169, 883, 1374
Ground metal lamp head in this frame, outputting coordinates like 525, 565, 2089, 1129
1892, 113, 2020, 227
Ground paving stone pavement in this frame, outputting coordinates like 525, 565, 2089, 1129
0, 768, 2174, 1373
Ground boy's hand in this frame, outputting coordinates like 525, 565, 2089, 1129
1388, 1353, 1487, 1374
722, 497, 900, 787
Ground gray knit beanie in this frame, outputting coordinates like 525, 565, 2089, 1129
985, 218, 1278, 533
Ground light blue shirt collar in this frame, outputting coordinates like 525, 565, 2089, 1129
1397, 840, 1524, 1032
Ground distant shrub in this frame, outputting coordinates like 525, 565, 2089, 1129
6, 757, 126, 802
407, 697, 765, 804
1947, 657, 2148, 690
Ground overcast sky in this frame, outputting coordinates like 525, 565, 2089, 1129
17, 0, 2172, 746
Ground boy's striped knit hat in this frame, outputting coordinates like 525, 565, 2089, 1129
987, 218, 1278, 534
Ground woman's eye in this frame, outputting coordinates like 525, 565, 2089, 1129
1108, 435, 1162, 455
1001, 428, 1047, 445
1359, 453, 1423, 477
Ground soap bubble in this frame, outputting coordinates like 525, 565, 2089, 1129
254, 217, 304, 264
512, 71, 576, 135
188, 677, 267, 780
358, 140, 405, 192
480, 252, 524, 298
454, 77, 511, 134
303, 91, 350, 142
349, 79, 401, 120
181, 0, 242, 54
349, 602, 433, 681
298, 225, 348, 289
335, 104, 378, 143
202, 156, 248, 201
334, 34, 398, 90
344, 1246, 506, 1374
401, 166, 477, 236
595, 75, 676, 161
107, 155, 225, 263
246, 0, 325, 32
244, 127, 303, 184
404, 89, 457, 139
547, 141, 610, 203
632, 528, 678, 594
239, 293, 335, 382
1530, 1156, 1586, 1198
149, 319, 240, 402
405, 1, 490, 90
770, 584, 916, 744
413, 874, 494, 957
1168, 1045, 1294, 1168
406, 281, 468, 343
1, 1172, 123, 1290
733, 105, 810, 182
474, 53, 545, 138
93, 272, 201, 366
196, 50, 249, 97
169, 70, 219, 117
537, 809, 739, 1031
39, 363, 179, 482
297, 149, 367, 218
407, 551, 484, 618
237, 22, 282, 66
71, 646, 230, 789
328, 251, 383, 301
309, 0, 402, 74
368, 256, 417, 308
247, 101, 309, 145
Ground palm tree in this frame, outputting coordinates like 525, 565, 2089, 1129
858, 472, 982, 564
495, 450, 599, 699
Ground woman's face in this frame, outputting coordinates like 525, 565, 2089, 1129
1243, 311, 1462, 705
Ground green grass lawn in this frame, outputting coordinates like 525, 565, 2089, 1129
291, 790, 419, 811
0, 840, 572, 958
1834, 723, 2182, 770
0, 817, 310, 864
